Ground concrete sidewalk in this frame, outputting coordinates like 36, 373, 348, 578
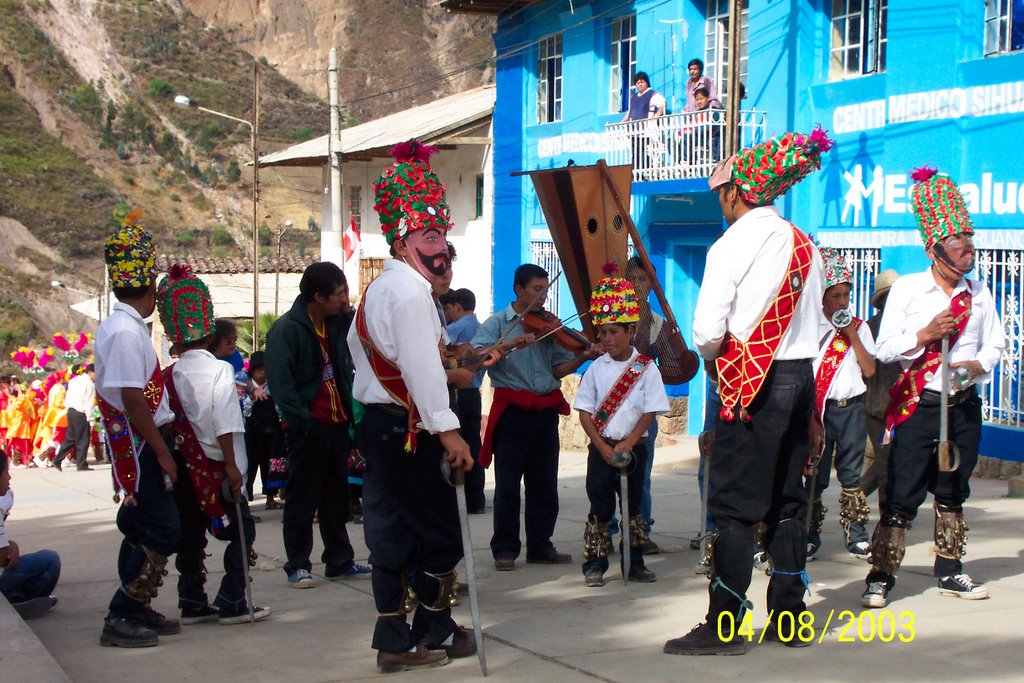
4, 439, 1022, 682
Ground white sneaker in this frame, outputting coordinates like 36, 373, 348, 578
753, 551, 770, 572
847, 541, 870, 560
938, 574, 989, 600
33, 456, 49, 469
861, 581, 889, 608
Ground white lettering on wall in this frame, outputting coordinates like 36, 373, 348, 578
830, 80, 1024, 134
841, 165, 1024, 222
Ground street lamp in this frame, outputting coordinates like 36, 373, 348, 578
274, 220, 293, 316
173, 62, 262, 348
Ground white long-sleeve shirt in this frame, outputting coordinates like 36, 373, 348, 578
64, 373, 96, 414
875, 269, 1004, 393
95, 302, 174, 427
813, 319, 877, 400
347, 259, 459, 434
693, 206, 825, 362
171, 349, 248, 478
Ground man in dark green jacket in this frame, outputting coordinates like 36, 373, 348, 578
265, 262, 368, 588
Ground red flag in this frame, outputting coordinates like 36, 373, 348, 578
343, 213, 361, 262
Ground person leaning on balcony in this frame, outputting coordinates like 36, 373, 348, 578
684, 58, 718, 113
620, 71, 666, 178
859, 167, 1005, 611
692, 87, 724, 164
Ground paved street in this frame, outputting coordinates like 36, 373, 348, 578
4, 439, 1022, 682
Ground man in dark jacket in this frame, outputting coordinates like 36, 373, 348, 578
265, 262, 368, 588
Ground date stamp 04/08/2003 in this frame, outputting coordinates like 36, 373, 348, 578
718, 609, 917, 644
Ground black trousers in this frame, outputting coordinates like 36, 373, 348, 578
281, 420, 354, 573
359, 404, 462, 653
871, 391, 981, 581
457, 388, 486, 512
54, 408, 90, 469
244, 427, 274, 498
583, 443, 647, 574
172, 452, 256, 610
107, 442, 181, 620
490, 405, 561, 559
706, 359, 814, 622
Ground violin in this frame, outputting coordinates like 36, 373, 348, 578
441, 341, 521, 371
521, 309, 591, 354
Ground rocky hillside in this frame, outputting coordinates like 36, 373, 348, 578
0, 0, 494, 369
180, 0, 496, 124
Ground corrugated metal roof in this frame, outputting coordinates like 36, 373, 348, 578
258, 85, 495, 168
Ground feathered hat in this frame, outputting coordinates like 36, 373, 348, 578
373, 140, 451, 245
909, 166, 974, 249
589, 263, 641, 327
711, 126, 833, 206
156, 264, 215, 345
104, 208, 157, 289
820, 246, 852, 289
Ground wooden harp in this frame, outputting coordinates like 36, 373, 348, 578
515, 161, 699, 384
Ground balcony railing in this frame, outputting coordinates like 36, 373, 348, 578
605, 109, 768, 183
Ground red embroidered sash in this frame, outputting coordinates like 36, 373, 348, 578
593, 355, 654, 433
716, 225, 815, 422
813, 320, 863, 423
884, 289, 972, 437
97, 365, 165, 500
354, 298, 421, 452
164, 367, 229, 531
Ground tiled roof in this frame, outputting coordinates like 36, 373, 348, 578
157, 254, 318, 274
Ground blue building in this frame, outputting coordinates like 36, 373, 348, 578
443, 0, 1023, 461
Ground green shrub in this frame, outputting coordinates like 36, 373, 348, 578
211, 226, 235, 246
148, 77, 173, 98
169, 193, 180, 202
225, 157, 241, 182
176, 230, 197, 247
294, 127, 314, 142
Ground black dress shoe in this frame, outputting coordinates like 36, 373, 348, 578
142, 607, 182, 635
77, 465, 92, 471
663, 622, 745, 656
525, 547, 572, 564
100, 618, 158, 648
376, 645, 449, 673
494, 553, 515, 571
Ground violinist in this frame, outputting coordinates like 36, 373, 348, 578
440, 287, 487, 514
472, 263, 602, 572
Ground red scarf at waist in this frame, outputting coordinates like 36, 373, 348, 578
479, 388, 570, 468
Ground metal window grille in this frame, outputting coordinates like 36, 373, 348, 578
347, 185, 361, 231
984, 0, 1024, 55
704, 0, 749, 107
610, 14, 637, 113
832, 247, 881, 322
977, 249, 1023, 427
830, 0, 887, 80
537, 34, 563, 124
530, 240, 562, 314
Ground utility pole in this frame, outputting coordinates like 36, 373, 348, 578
252, 61, 262, 350
326, 49, 347, 283
725, 0, 743, 157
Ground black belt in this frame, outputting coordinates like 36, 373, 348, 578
827, 394, 863, 408
366, 403, 408, 418
920, 388, 976, 407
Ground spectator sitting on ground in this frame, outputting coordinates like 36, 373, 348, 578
0, 449, 61, 620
